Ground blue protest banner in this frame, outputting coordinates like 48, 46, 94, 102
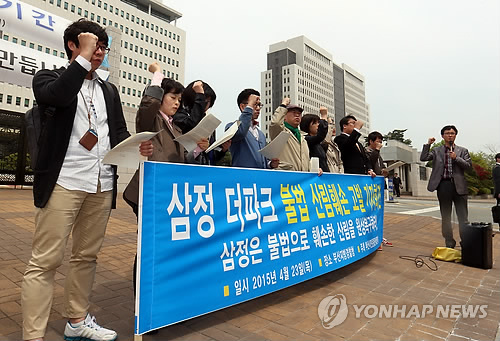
135, 162, 384, 334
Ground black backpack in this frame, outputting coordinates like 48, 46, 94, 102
25, 104, 55, 169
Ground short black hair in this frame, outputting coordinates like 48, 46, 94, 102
161, 78, 184, 96
63, 19, 108, 60
440, 125, 458, 136
495, 153, 500, 160
367, 131, 383, 143
237, 89, 260, 108
181, 80, 216, 110
300, 114, 319, 134
339, 115, 357, 132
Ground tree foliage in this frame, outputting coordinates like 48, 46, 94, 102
383, 129, 412, 146
465, 151, 495, 195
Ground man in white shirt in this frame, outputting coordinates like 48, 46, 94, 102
21, 19, 152, 341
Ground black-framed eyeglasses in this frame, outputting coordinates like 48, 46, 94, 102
96, 45, 111, 54
242, 102, 264, 109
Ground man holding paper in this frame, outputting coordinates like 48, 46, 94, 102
226, 89, 279, 169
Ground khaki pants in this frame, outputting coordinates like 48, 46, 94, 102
21, 184, 112, 340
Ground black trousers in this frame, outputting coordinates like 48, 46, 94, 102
436, 179, 468, 248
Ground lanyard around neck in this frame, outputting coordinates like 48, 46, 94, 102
79, 81, 96, 131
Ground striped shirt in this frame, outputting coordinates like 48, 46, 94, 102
56, 55, 114, 193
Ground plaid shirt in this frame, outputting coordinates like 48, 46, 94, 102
443, 145, 453, 179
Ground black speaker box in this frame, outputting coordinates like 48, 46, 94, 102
461, 222, 493, 269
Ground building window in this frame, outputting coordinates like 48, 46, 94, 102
24, 98, 30, 107
64, 2, 68, 10
84, 10, 88, 18
71, 4, 75, 12
45, 47, 50, 54
7, 95, 12, 104
120, 10, 124, 17
0, 94, 3, 103
78, 7, 82, 15
53, 50, 58, 56
29, 42, 34, 49
90, 13, 94, 20
12, 37, 18, 43
16, 96, 21, 106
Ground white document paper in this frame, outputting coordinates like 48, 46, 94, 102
174, 114, 221, 152
259, 131, 290, 159
102, 131, 160, 168
205, 121, 241, 153
385, 161, 405, 172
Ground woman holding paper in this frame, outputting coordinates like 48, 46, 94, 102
123, 62, 207, 214
173, 80, 230, 165
300, 107, 330, 172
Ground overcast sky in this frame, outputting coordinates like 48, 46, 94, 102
169, 0, 499, 154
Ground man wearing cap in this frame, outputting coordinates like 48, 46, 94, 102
269, 98, 310, 171
334, 115, 376, 176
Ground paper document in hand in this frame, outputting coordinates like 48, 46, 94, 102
259, 131, 290, 159
174, 114, 221, 152
205, 121, 241, 153
385, 161, 405, 172
102, 131, 160, 168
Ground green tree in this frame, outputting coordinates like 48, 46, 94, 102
383, 129, 412, 146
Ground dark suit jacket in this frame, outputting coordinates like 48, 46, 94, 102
493, 164, 500, 199
334, 130, 371, 175
305, 119, 329, 172
32, 61, 130, 208
420, 144, 472, 195
365, 147, 385, 176
123, 85, 185, 207
173, 93, 225, 165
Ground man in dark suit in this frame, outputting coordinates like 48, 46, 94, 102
334, 115, 375, 177
420, 125, 472, 248
494, 153, 500, 206
21, 20, 152, 341
392, 173, 402, 197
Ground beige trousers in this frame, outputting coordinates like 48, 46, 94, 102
21, 184, 112, 340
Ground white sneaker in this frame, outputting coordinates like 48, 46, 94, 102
64, 314, 117, 341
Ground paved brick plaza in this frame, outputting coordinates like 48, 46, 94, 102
0, 188, 499, 341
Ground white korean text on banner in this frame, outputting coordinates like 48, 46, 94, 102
135, 162, 384, 334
